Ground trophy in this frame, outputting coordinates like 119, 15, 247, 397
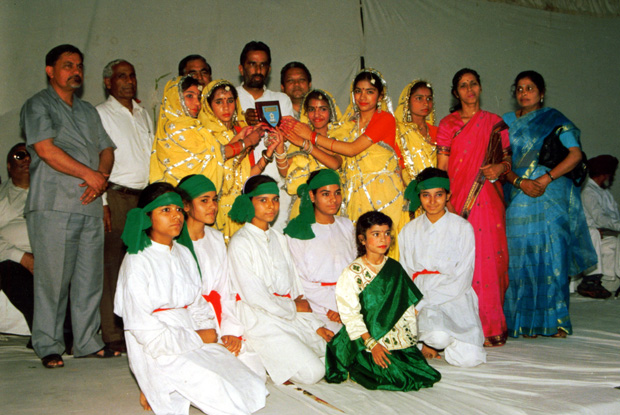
255, 101, 281, 128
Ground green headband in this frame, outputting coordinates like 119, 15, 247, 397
284, 169, 341, 240
178, 175, 216, 199
404, 177, 450, 212
121, 192, 199, 277
122, 192, 184, 254
228, 181, 280, 224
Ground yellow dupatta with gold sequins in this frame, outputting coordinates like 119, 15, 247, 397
285, 88, 347, 219
149, 76, 225, 187
394, 80, 437, 185
198, 79, 250, 243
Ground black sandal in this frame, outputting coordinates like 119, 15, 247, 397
77, 347, 121, 358
41, 354, 64, 368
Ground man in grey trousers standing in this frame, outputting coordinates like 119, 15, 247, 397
20, 44, 118, 368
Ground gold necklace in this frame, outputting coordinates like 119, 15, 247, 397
362, 255, 383, 272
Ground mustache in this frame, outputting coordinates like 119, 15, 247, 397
69, 75, 82, 83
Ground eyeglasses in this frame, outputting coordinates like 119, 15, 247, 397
13, 150, 30, 160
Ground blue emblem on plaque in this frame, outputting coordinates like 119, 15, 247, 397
256, 101, 281, 127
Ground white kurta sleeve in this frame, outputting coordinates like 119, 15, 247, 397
187, 293, 218, 331
335, 264, 369, 340
118, 262, 205, 359
228, 234, 298, 320
582, 185, 620, 231
414, 224, 476, 311
216, 259, 245, 337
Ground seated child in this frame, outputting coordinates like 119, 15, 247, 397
114, 183, 267, 415
178, 174, 265, 379
325, 211, 441, 391
285, 169, 356, 333
399, 167, 486, 367
227, 175, 334, 385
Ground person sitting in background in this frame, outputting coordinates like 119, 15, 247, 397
399, 167, 486, 367
579, 154, 619, 298
0, 144, 34, 343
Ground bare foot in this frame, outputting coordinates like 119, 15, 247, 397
94, 347, 121, 357
551, 329, 567, 338
421, 344, 440, 360
139, 391, 151, 411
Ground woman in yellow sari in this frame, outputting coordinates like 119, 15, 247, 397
280, 89, 345, 219
395, 80, 437, 186
198, 79, 282, 243
281, 69, 407, 259
150, 76, 225, 186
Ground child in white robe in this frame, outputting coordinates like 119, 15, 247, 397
114, 183, 267, 415
399, 167, 486, 367
178, 174, 266, 379
227, 175, 334, 385
285, 169, 356, 333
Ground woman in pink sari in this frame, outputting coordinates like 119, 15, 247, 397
436, 68, 511, 347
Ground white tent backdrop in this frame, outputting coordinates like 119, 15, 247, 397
1, 0, 619, 199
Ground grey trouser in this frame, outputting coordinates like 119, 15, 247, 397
27, 211, 104, 358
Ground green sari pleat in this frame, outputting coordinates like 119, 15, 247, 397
325, 258, 441, 391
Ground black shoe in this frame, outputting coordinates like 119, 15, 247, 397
577, 274, 612, 299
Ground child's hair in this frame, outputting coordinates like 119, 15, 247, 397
306, 170, 321, 199
138, 183, 177, 208
181, 75, 200, 92
355, 211, 392, 258
353, 70, 384, 96
243, 174, 277, 198
416, 167, 450, 191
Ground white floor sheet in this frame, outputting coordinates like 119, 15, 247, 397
2, 295, 619, 415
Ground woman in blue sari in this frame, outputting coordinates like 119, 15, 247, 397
502, 71, 596, 338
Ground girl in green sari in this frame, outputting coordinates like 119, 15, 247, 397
325, 211, 440, 391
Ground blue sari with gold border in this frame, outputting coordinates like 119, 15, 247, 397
502, 107, 596, 337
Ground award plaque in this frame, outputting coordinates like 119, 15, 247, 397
256, 101, 281, 127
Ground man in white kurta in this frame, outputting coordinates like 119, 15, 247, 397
192, 225, 265, 379
399, 209, 486, 367
228, 222, 327, 385
287, 216, 356, 333
114, 240, 267, 415
581, 175, 620, 282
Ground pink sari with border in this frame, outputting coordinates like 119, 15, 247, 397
437, 110, 510, 338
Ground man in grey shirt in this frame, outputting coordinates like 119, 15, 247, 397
20, 44, 117, 368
